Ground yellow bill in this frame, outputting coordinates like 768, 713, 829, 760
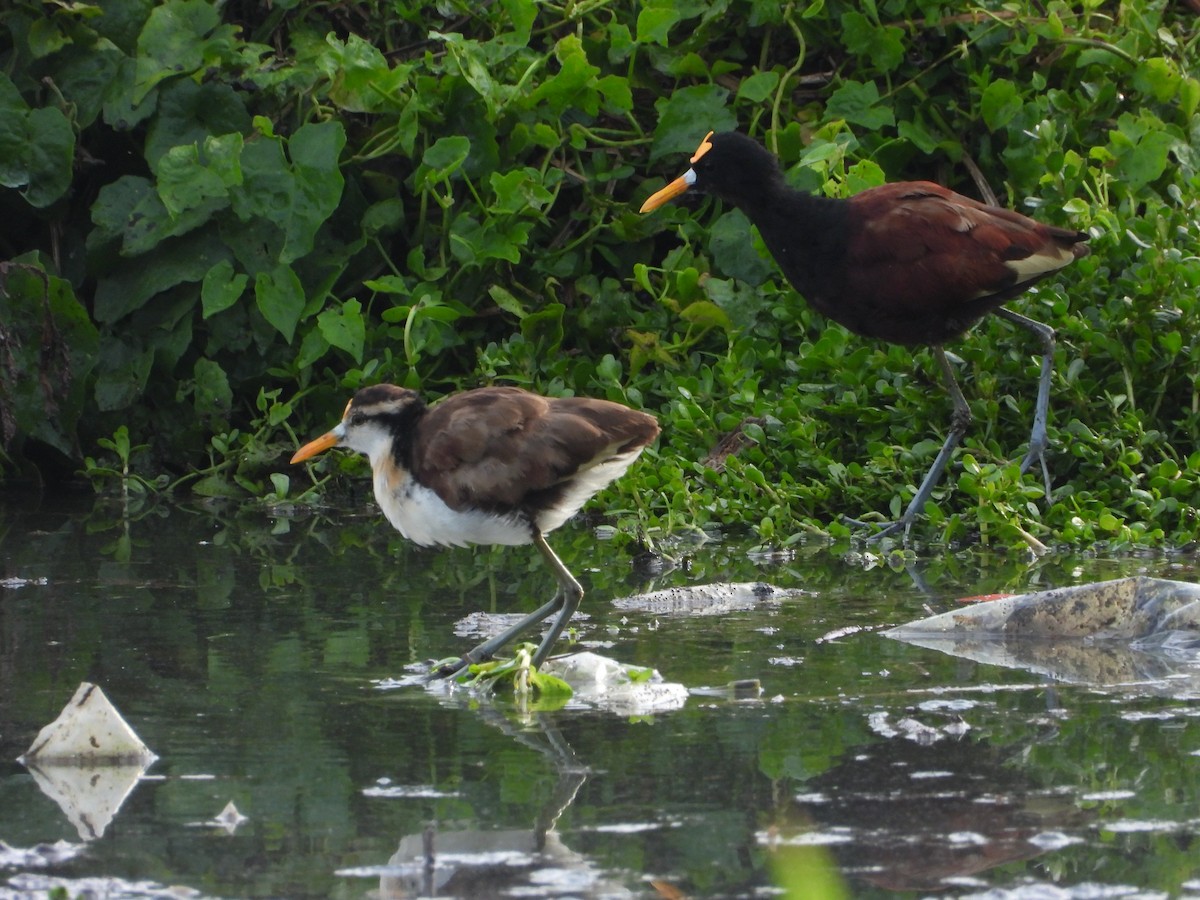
290, 430, 340, 464
639, 131, 714, 213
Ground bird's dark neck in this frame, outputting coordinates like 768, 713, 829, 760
387, 399, 427, 472
731, 185, 849, 301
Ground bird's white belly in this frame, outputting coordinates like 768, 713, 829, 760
372, 467, 531, 549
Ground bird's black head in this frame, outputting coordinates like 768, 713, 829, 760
640, 131, 785, 214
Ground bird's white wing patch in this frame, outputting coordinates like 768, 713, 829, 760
1004, 244, 1075, 284
533, 447, 648, 535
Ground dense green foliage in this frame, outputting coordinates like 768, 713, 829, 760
1, 0, 1197, 547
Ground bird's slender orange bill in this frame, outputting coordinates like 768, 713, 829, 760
290, 430, 339, 464
639, 176, 691, 213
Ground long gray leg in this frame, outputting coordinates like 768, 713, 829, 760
994, 307, 1055, 499
529, 533, 584, 668
429, 532, 583, 679
869, 346, 971, 542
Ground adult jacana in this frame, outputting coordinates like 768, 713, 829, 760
291, 384, 659, 677
640, 131, 1089, 540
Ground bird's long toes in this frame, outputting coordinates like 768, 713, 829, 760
426, 656, 470, 681
865, 520, 909, 544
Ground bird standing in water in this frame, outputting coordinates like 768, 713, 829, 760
640, 131, 1089, 539
291, 384, 659, 677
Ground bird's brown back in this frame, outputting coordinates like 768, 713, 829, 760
412, 387, 659, 513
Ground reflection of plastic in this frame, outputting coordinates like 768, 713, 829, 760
22, 761, 151, 840
18, 682, 157, 841
886, 577, 1200, 686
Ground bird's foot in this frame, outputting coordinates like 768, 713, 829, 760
842, 514, 914, 544
426, 652, 484, 681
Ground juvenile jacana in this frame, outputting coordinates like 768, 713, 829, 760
640, 131, 1089, 539
291, 385, 659, 677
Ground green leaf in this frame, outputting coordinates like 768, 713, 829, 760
0, 73, 75, 208
1132, 57, 1181, 103
94, 337, 154, 412
1109, 113, 1175, 194
255, 264, 306, 343
650, 84, 735, 161
710, 210, 773, 285
596, 74, 633, 112
501, 0, 537, 42
1180, 78, 1200, 120
737, 71, 781, 104
488, 168, 552, 214
362, 198, 405, 237
825, 80, 895, 130
201, 260, 248, 318
317, 33, 411, 113
898, 119, 940, 154
232, 122, 346, 264
191, 473, 248, 498
94, 229, 229, 323
53, 45, 124, 129
839, 11, 904, 72
521, 303, 565, 354
317, 299, 366, 362
449, 215, 530, 265
133, 0, 222, 103
193, 357, 232, 422
489, 284, 529, 319
981, 79, 1022, 131
0, 256, 100, 456
295, 326, 331, 370
156, 132, 243, 217
679, 300, 732, 332
145, 79, 251, 171
527, 35, 602, 115
430, 32, 516, 117
418, 135, 471, 187
635, 7, 680, 45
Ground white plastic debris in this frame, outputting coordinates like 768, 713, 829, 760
213, 801, 248, 834
20, 682, 157, 765
18, 682, 158, 840
541, 652, 688, 715
610, 581, 801, 617
885, 577, 1200, 689
886, 577, 1200, 641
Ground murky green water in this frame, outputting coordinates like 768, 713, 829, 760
3, 493, 1200, 898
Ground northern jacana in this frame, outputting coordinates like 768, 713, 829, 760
291, 384, 659, 677
640, 131, 1089, 539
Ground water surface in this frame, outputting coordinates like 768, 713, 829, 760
2, 493, 1200, 898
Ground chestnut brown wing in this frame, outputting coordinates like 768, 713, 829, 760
412, 387, 658, 513
837, 183, 1087, 343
